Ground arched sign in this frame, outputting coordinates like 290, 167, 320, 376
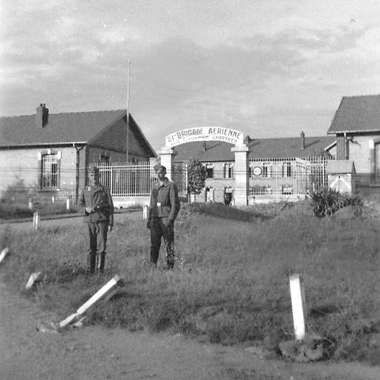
165, 126, 244, 147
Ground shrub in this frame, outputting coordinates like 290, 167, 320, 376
311, 188, 362, 217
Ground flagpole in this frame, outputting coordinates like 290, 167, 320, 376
126, 61, 131, 162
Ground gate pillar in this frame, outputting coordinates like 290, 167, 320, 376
157, 146, 174, 181
231, 143, 249, 206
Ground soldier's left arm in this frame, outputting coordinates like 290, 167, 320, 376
168, 182, 180, 222
106, 188, 114, 227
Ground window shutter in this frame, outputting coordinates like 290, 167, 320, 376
37, 152, 42, 189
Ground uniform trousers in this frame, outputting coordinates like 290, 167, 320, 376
86, 222, 108, 256
150, 217, 175, 267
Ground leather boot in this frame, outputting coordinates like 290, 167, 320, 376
166, 259, 174, 269
97, 252, 106, 274
87, 253, 96, 274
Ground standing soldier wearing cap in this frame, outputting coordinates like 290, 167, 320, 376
79, 165, 114, 274
147, 165, 181, 269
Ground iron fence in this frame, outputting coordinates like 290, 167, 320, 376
98, 162, 155, 197
98, 162, 188, 197
249, 156, 334, 196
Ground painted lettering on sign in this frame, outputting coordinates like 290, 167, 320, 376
165, 127, 244, 147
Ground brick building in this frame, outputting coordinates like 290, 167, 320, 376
0, 104, 156, 202
168, 132, 336, 204
327, 94, 380, 188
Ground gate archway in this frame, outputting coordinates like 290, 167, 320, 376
159, 126, 249, 206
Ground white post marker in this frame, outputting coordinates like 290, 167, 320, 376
66, 197, 70, 211
59, 275, 124, 329
28, 198, 33, 210
25, 272, 43, 289
143, 205, 148, 220
0, 247, 10, 264
289, 274, 307, 341
33, 212, 40, 230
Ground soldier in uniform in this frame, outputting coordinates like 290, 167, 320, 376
147, 165, 181, 269
79, 165, 114, 274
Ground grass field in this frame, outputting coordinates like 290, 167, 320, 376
1, 201, 379, 365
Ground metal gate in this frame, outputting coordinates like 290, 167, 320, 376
98, 162, 188, 198
98, 162, 154, 197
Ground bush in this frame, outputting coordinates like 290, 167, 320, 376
311, 188, 363, 217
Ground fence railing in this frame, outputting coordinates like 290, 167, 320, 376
249, 156, 334, 196
97, 157, 332, 199
98, 162, 156, 197
98, 162, 188, 198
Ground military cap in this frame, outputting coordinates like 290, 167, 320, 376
154, 164, 166, 173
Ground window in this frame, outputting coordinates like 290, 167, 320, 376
224, 163, 233, 178
205, 163, 214, 178
282, 162, 292, 178
262, 163, 272, 178
39, 150, 61, 190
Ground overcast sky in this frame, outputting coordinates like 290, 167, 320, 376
1, 0, 380, 151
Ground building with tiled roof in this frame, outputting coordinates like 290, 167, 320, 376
0, 104, 156, 202
171, 132, 336, 203
327, 94, 380, 186
328, 95, 380, 134
173, 135, 336, 162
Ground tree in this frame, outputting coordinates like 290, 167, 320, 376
187, 159, 207, 196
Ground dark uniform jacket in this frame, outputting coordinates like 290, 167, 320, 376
149, 179, 180, 221
79, 184, 114, 226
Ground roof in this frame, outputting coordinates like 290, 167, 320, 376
328, 95, 380, 134
173, 135, 336, 162
326, 160, 356, 174
0, 109, 153, 152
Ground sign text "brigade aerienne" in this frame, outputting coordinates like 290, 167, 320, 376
165, 127, 244, 147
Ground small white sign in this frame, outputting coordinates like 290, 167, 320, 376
165, 127, 244, 147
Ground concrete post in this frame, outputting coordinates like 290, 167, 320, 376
157, 146, 174, 181
289, 274, 307, 341
231, 143, 249, 206
33, 212, 40, 230
143, 205, 149, 220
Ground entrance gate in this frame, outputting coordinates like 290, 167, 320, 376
98, 161, 188, 206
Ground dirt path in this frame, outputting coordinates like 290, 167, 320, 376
1, 278, 379, 380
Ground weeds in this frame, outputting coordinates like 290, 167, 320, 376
311, 188, 363, 217
0, 201, 379, 365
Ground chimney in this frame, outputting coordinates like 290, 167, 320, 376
300, 131, 305, 150
35, 104, 49, 128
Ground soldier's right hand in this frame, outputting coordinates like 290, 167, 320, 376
85, 207, 93, 214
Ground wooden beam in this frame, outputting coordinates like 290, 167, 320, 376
59, 275, 124, 329
25, 272, 43, 289
0, 247, 10, 264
